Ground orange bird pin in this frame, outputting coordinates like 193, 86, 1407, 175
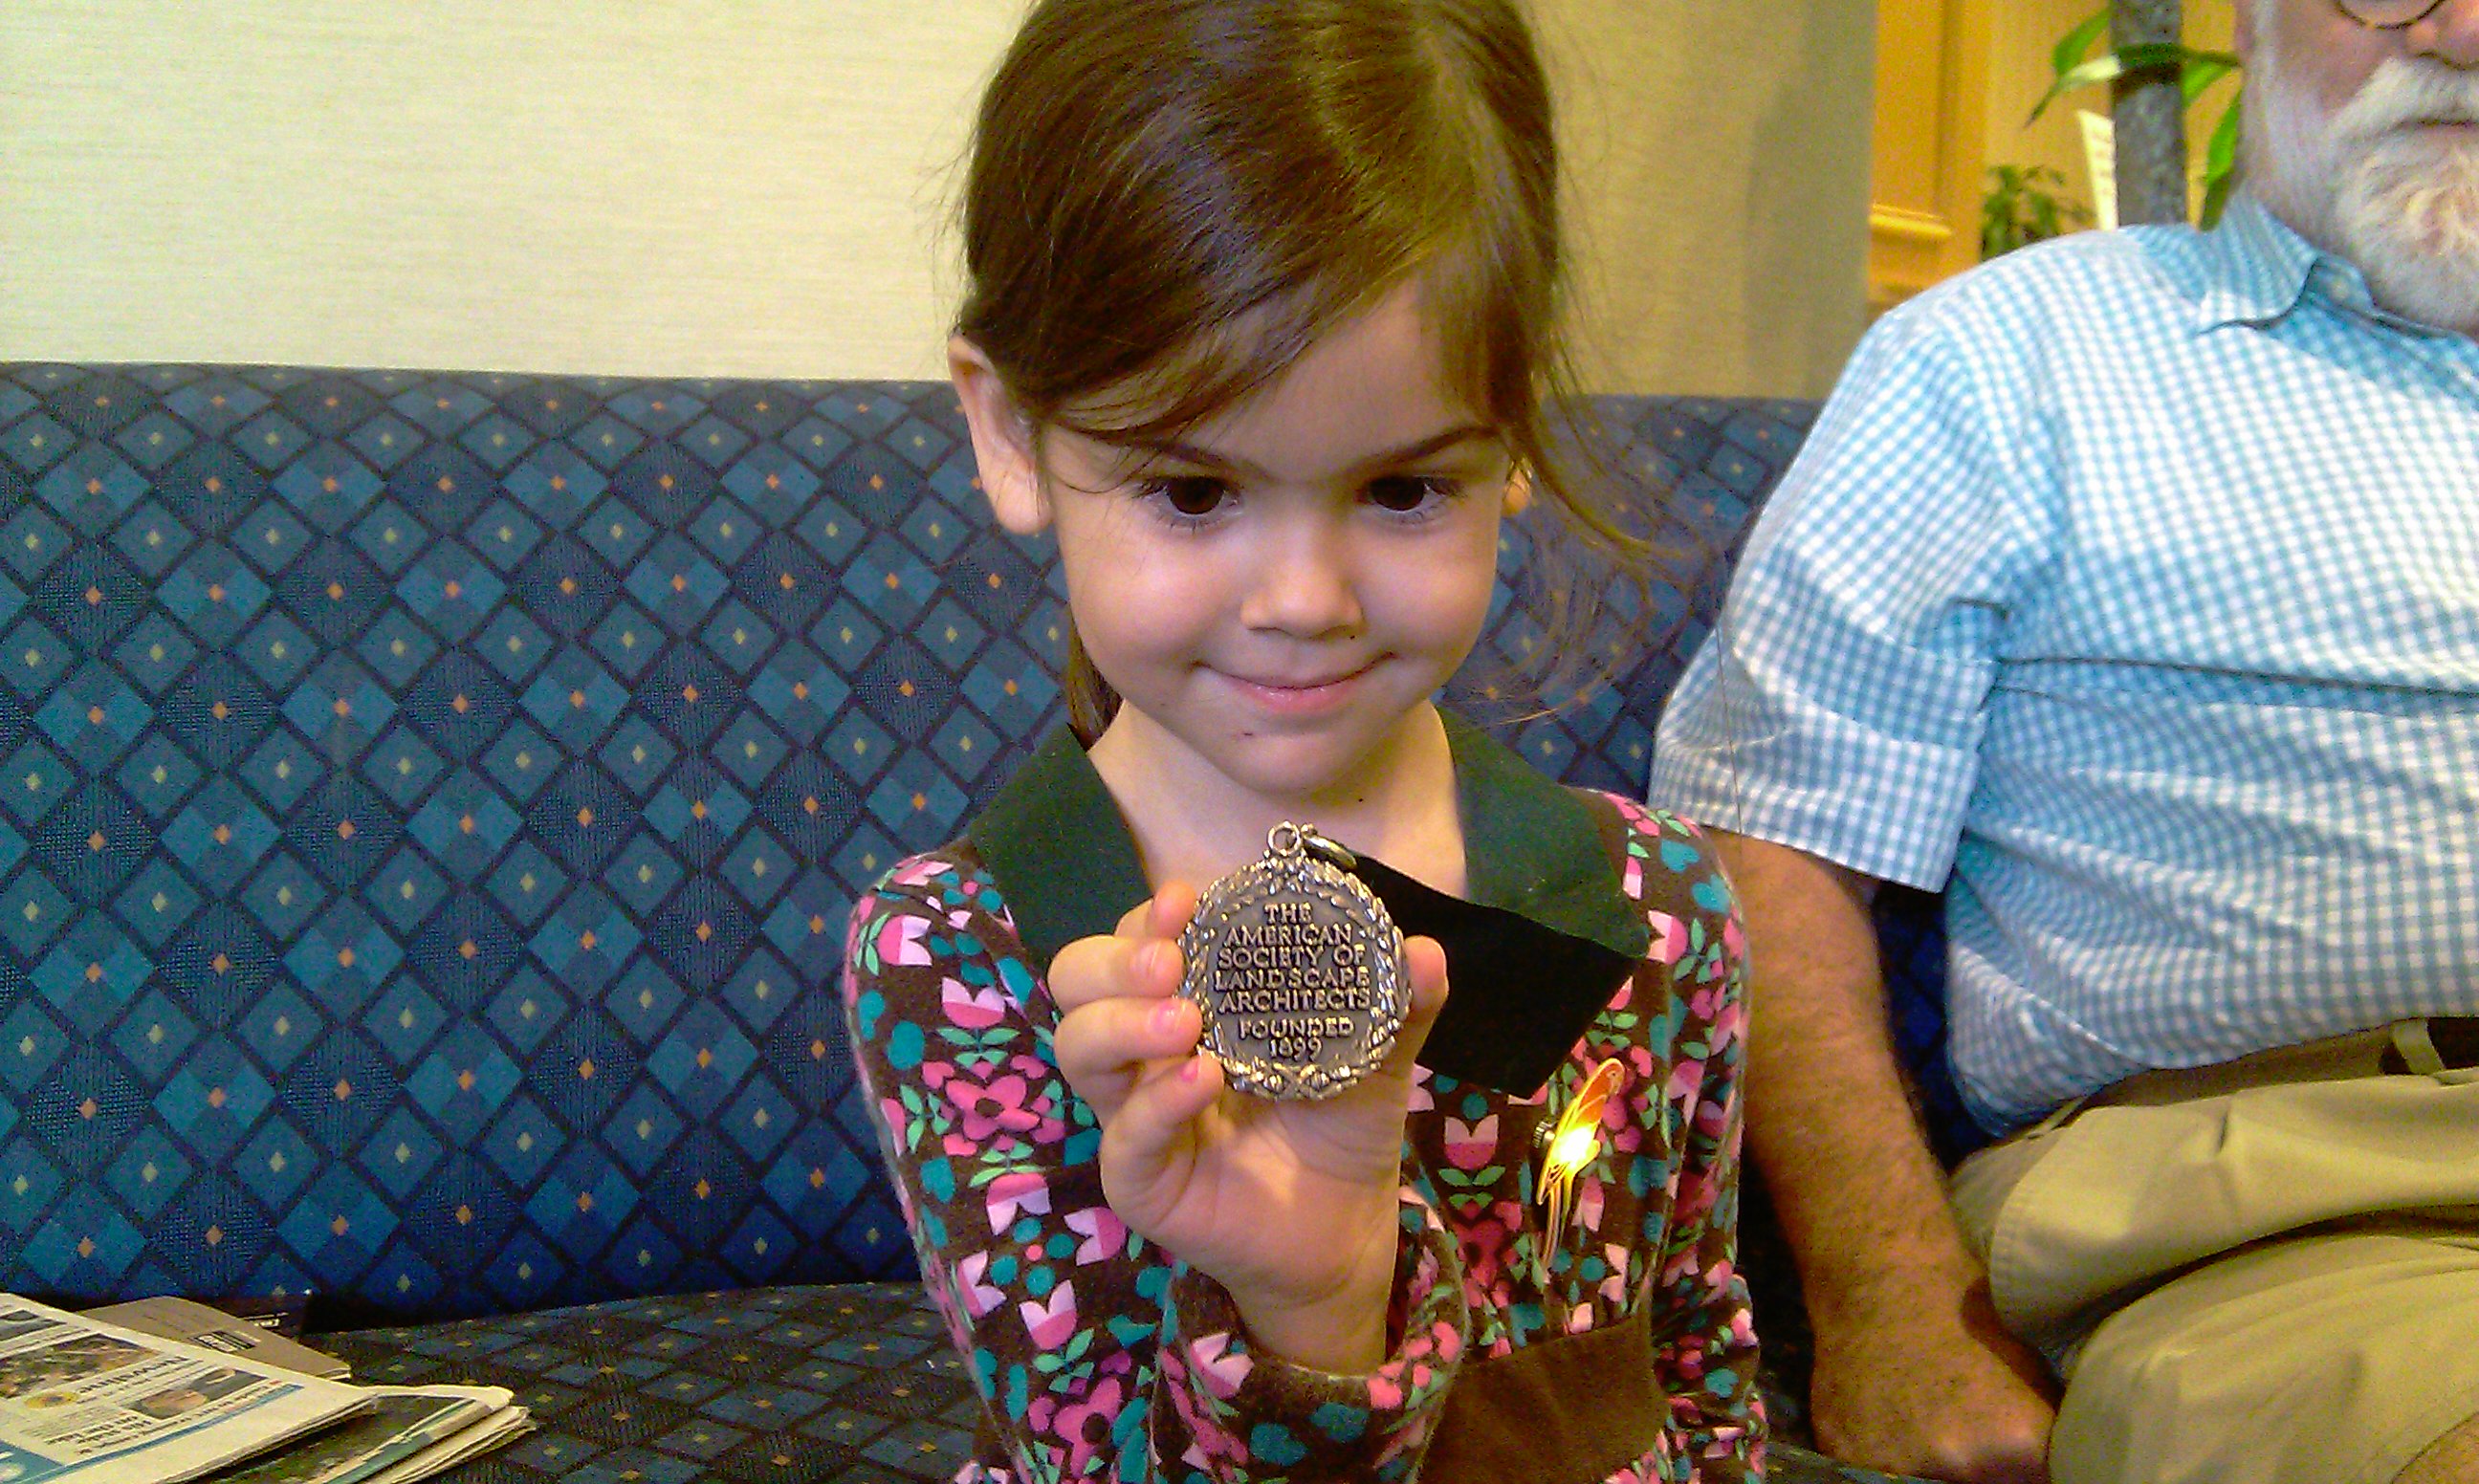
1535, 1057, 1626, 1286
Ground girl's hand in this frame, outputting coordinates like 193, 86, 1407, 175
1048, 886, 1450, 1374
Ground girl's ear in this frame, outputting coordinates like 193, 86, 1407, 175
950, 338, 1050, 535
1506, 463, 1532, 514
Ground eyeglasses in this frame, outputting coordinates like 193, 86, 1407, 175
2336, 0, 2449, 28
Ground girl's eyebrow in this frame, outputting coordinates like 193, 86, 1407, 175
1109, 424, 1498, 480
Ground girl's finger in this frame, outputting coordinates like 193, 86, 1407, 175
1051, 884, 1201, 1016
1098, 1050, 1223, 1214
1053, 994, 1202, 1124
1375, 934, 1451, 1081
1049, 928, 1182, 1015
1116, 882, 1199, 943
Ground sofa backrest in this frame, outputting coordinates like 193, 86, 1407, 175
0, 366, 1816, 1321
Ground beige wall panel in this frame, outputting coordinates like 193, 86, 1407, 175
2, 1, 1873, 398
1868, 0, 1990, 309
1537, 0, 1864, 399
0, 2, 1013, 380
1543, 0, 1876, 397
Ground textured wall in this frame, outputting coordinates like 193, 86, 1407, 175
0, 2, 1872, 397
0, 4, 1009, 382
1545, 1, 1875, 398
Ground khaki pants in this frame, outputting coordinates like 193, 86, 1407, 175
1949, 1065, 2479, 1484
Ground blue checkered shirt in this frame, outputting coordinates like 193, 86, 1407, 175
1652, 194, 2479, 1132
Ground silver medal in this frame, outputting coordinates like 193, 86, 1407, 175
1177, 823, 1407, 1101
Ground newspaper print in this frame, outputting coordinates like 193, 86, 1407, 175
0, 1300, 365, 1484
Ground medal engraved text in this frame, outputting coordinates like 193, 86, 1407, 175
1179, 823, 1405, 1100
1210, 897, 1375, 1064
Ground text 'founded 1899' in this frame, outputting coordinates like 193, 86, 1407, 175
1211, 897, 1377, 1063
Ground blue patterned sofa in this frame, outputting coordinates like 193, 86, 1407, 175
0, 364, 1933, 1482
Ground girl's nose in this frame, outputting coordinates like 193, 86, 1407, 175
1237, 517, 1363, 639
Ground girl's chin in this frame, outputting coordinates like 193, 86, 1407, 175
1103, 729, 1352, 806
1202, 730, 1431, 810
1102, 687, 1444, 805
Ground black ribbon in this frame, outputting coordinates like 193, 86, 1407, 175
1344, 853, 1636, 1099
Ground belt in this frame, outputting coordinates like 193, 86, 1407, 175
2073, 1016, 2479, 1119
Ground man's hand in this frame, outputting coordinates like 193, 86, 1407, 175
1808, 1274, 2054, 1483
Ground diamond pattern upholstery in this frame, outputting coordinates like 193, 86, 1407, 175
0, 363, 1976, 1475
5, 369, 1001, 1320
0, 368, 1855, 1325
322, 1283, 982, 1483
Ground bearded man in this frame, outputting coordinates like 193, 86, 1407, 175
1649, 2, 2479, 1482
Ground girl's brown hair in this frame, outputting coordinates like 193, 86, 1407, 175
957, 0, 1643, 741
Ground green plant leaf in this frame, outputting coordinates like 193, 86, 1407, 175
2200, 89, 2244, 228
2053, 9, 2111, 78
2183, 57, 2237, 104
2026, 11, 2249, 228
2029, 44, 2244, 124
2121, 42, 2241, 74
2029, 54, 2124, 121
2205, 89, 2244, 177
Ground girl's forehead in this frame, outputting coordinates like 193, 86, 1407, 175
1064, 283, 1500, 460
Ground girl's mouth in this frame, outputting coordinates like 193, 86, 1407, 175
1218, 661, 1380, 715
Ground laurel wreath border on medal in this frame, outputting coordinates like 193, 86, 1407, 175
1176, 824, 1408, 1102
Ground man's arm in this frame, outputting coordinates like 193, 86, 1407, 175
1713, 830, 2054, 1484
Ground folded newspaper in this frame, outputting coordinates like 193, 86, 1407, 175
82, 1300, 349, 1383
0, 1297, 525, 1484
201, 1387, 526, 1484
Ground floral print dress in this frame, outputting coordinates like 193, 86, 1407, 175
842, 722, 1763, 1482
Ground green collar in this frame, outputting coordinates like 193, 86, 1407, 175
967, 712, 1650, 972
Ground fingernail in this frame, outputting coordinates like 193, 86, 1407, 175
1179, 1058, 1202, 1083
1152, 999, 1183, 1035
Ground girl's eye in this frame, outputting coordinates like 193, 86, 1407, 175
1139, 476, 1231, 519
1367, 475, 1458, 515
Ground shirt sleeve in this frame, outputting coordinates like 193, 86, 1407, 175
1150, 1190, 1471, 1483
1649, 297, 2053, 889
844, 861, 1129, 1482
1633, 807, 1765, 1480
843, 856, 1478, 1484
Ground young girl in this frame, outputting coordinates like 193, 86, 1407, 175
843, 1, 1761, 1478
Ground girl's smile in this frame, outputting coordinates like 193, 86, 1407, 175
1212, 660, 1383, 716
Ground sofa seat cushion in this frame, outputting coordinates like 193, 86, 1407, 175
318, 1280, 1929, 1483
317, 1281, 976, 1482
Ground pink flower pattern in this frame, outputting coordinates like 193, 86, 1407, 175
842, 792, 1763, 1481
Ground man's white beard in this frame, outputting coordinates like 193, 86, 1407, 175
2246, 43, 2479, 331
